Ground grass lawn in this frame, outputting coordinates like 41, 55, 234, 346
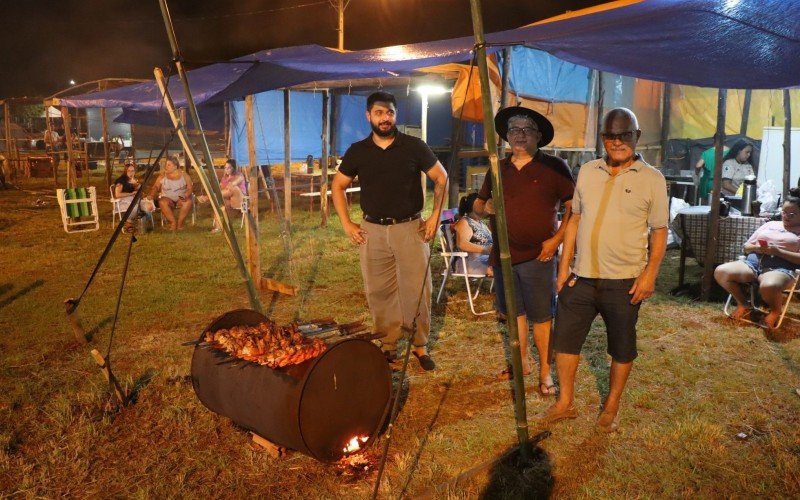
1, 175, 799, 497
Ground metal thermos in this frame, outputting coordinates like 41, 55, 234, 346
741, 175, 757, 215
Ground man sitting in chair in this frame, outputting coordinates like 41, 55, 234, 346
715, 187, 800, 328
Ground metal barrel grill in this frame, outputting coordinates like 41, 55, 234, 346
191, 309, 392, 462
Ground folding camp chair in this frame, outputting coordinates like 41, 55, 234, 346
57, 186, 99, 233
723, 269, 800, 329
435, 219, 494, 316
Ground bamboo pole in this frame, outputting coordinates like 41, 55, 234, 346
62, 106, 76, 188
784, 89, 792, 197
701, 89, 727, 301
245, 95, 262, 290
283, 89, 292, 229
660, 83, 671, 165
154, 67, 263, 314
156, 0, 263, 311
320, 89, 330, 226
469, 0, 530, 459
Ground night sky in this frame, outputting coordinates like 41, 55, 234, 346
0, 0, 603, 98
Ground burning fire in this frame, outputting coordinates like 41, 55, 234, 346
343, 435, 370, 455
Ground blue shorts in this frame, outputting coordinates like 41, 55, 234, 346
492, 258, 555, 323
743, 253, 796, 278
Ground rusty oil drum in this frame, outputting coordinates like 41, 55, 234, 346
191, 309, 392, 462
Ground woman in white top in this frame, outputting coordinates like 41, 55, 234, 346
720, 139, 755, 196
150, 156, 193, 230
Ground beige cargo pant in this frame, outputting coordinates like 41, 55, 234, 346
359, 219, 431, 352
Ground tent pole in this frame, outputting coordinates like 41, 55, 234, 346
320, 89, 330, 227
45, 104, 57, 186
245, 95, 262, 291
3, 101, 12, 182
497, 47, 511, 159
740, 89, 752, 137
701, 89, 727, 301
594, 70, 604, 159
446, 116, 462, 208
469, 0, 530, 460
155, 67, 264, 314
62, 106, 76, 188
784, 89, 792, 197
101, 107, 112, 188
660, 83, 671, 165
283, 89, 292, 230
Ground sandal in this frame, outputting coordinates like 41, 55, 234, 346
498, 365, 532, 380
538, 381, 556, 397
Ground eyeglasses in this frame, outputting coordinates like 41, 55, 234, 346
601, 131, 636, 142
507, 126, 538, 136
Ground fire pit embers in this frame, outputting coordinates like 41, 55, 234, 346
204, 320, 327, 368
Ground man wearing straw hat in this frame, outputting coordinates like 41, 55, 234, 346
331, 91, 448, 372
543, 108, 668, 432
474, 106, 575, 395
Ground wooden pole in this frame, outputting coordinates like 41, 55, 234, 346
283, 89, 292, 229
329, 90, 338, 161
469, 0, 530, 458
101, 108, 112, 188
320, 89, 330, 227
3, 101, 12, 181
155, 67, 264, 314
660, 83, 671, 165
46, 106, 57, 186
497, 47, 511, 159
337, 0, 344, 50
245, 95, 262, 290
594, 70, 604, 159
740, 89, 752, 137
784, 89, 792, 197
701, 88, 727, 301
447, 116, 463, 208
224, 101, 231, 158
62, 106, 76, 188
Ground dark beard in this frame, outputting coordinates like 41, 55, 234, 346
371, 123, 398, 138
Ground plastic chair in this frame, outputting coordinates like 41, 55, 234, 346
239, 193, 250, 228
159, 194, 197, 227
723, 269, 800, 329
56, 186, 99, 233
109, 185, 124, 228
435, 219, 494, 316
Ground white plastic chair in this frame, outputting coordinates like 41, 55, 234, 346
239, 193, 250, 228
723, 270, 800, 329
158, 193, 196, 227
109, 185, 123, 228
435, 220, 494, 316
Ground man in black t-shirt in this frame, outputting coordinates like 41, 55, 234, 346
332, 91, 448, 371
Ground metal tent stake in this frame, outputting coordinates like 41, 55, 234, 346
469, 0, 530, 459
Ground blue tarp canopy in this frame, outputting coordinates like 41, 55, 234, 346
487, 0, 800, 90
58, 0, 800, 113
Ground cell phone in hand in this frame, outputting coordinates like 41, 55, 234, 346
758, 239, 768, 248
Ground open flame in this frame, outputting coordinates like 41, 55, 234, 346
343, 435, 370, 455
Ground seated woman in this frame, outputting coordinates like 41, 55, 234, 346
114, 160, 155, 222
200, 159, 248, 233
721, 139, 755, 196
452, 193, 493, 276
714, 188, 800, 328
149, 155, 193, 230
